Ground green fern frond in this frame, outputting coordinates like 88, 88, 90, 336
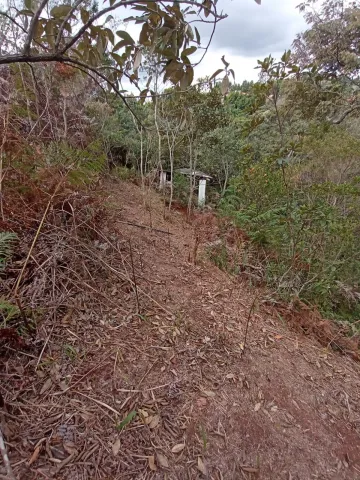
0, 232, 17, 272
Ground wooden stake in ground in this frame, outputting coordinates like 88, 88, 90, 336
0, 426, 15, 480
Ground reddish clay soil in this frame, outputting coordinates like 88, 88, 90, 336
1, 179, 360, 480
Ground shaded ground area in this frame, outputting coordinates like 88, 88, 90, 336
1, 179, 360, 479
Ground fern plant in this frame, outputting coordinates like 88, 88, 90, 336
0, 298, 20, 327
0, 232, 17, 272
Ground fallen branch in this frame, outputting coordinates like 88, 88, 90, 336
117, 220, 173, 235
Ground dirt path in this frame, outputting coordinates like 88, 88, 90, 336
2, 179, 360, 480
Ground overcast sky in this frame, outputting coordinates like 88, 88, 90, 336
190, 0, 307, 83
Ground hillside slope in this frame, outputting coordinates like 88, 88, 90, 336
2, 179, 360, 480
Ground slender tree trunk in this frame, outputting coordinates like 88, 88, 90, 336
140, 127, 144, 189
187, 135, 193, 219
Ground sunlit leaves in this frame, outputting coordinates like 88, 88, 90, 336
110, 52, 124, 66
116, 30, 135, 45
50, 5, 73, 18
24, 0, 32, 11
80, 8, 90, 24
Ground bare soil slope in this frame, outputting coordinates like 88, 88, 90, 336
2, 179, 360, 480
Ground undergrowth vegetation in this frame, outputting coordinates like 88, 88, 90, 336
220, 154, 360, 322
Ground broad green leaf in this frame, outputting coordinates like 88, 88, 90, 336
113, 40, 130, 51
116, 30, 135, 45
96, 32, 107, 55
181, 46, 197, 58
105, 15, 114, 24
202, 0, 211, 18
229, 68, 235, 81
209, 68, 223, 81
24, 0, 32, 11
194, 26, 201, 45
50, 5, 72, 18
180, 66, 193, 89
160, 47, 176, 58
110, 52, 124, 66
181, 55, 190, 65
139, 22, 150, 45
186, 24, 194, 41
63, 22, 72, 34
80, 8, 90, 24
105, 28, 115, 45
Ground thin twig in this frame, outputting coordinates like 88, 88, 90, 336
53, 361, 111, 395
35, 323, 55, 370
74, 391, 121, 416
0, 426, 15, 480
242, 296, 258, 355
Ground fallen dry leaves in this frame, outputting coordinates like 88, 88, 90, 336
2, 178, 360, 480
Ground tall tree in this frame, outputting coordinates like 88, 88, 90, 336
293, 0, 360, 123
0, 0, 262, 110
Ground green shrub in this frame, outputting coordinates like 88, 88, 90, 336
0, 232, 17, 273
112, 166, 137, 181
220, 161, 360, 323
172, 172, 190, 206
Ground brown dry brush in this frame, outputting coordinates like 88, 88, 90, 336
0, 60, 136, 357
0, 156, 157, 347
274, 300, 360, 361
0, 63, 95, 147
